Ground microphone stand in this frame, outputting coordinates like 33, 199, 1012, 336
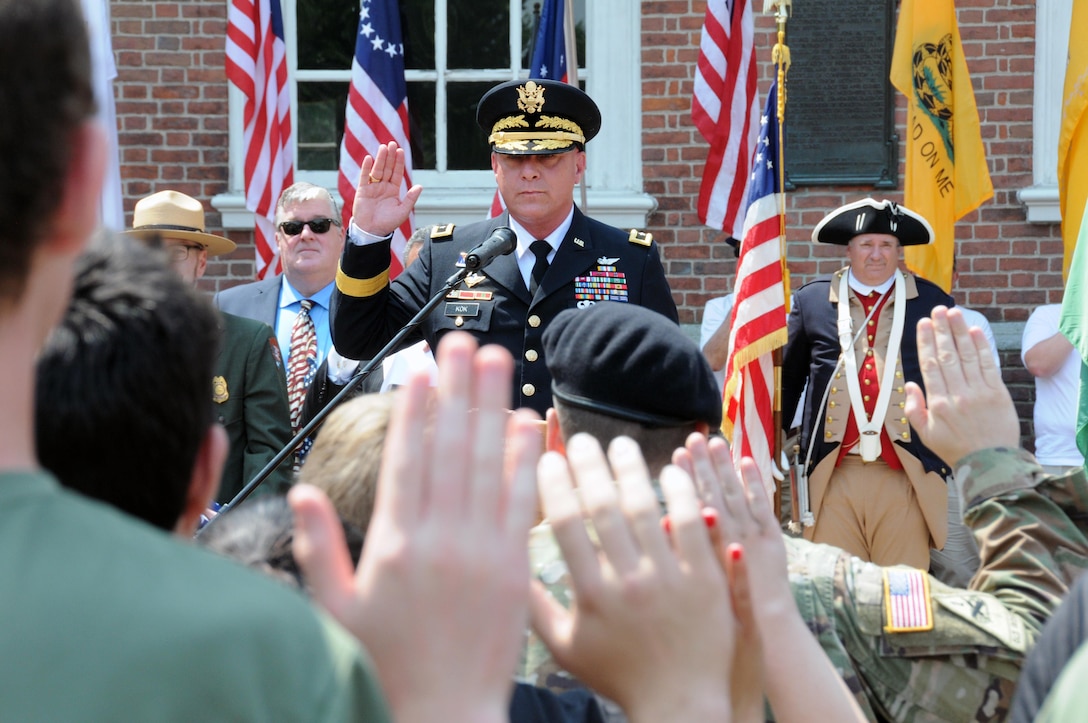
199, 263, 473, 535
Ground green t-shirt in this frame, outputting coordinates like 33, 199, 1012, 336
0, 470, 390, 721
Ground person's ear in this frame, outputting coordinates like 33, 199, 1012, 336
49, 121, 108, 256
175, 424, 228, 537
545, 407, 566, 455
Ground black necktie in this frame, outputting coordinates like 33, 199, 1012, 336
529, 239, 551, 296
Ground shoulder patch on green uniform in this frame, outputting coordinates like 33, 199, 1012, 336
883, 568, 934, 633
628, 229, 652, 246
430, 224, 455, 239
935, 593, 1030, 652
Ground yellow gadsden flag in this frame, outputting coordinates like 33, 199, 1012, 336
890, 0, 993, 292
1060, 0, 1088, 280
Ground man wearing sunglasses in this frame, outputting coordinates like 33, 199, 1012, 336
217, 182, 347, 434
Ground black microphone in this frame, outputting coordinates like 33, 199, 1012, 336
464, 227, 517, 270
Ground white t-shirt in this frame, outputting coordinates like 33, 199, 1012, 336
699, 294, 735, 393
1022, 304, 1083, 466
958, 306, 1001, 368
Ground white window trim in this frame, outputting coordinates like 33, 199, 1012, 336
214, 0, 654, 230
1017, 0, 1071, 223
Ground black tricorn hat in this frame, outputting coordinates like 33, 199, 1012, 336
476, 79, 602, 155
811, 198, 934, 246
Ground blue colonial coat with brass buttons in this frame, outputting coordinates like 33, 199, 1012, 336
331, 208, 678, 416
781, 268, 955, 547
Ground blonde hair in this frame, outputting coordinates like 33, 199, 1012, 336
298, 392, 396, 533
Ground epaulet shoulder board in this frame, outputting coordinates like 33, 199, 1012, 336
430, 224, 456, 239
628, 229, 652, 247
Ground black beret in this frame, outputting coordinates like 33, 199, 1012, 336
811, 198, 934, 246
543, 302, 722, 428
476, 79, 601, 155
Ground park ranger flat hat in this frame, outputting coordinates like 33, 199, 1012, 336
812, 198, 934, 246
476, 78, 602, 155
126, 190, 237, 256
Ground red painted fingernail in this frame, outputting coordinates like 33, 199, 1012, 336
661, 516, 672, 535
702, 508, 718, 528
730, 546, 742, 562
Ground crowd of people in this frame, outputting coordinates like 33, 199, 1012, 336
6, 1, 1088, 721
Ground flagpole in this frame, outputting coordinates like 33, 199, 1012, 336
765, 0, 791, 521
564, 0, 587, 213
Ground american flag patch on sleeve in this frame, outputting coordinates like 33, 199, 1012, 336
883, 568, 934, 633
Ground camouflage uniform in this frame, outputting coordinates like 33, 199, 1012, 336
521, 447, 1088, 722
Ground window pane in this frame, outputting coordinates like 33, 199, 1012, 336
448, 0, 511, 69
297, 0, 357, 70
406, 81, 436, 170
298, 81, 348, 170
402, 0, 435, 70
448, 82, 495, 170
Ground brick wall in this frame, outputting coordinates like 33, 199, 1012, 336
111, 0, 1051, 443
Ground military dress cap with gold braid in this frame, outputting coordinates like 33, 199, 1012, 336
812, 197, 934, 247
476, 78, 602, 155
125, 190, 237, 256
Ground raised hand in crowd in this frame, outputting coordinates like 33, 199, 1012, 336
529, 434, 735, 722
905, 305, 1021, 466
291, 332, 541, 723
675, 434, 867, 723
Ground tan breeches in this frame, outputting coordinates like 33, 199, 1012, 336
810, 455, 930, 568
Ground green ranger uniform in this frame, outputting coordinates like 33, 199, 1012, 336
521, 447, 1088, 721
214, 312, 294, 502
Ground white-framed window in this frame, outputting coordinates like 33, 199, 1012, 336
1018, 0, 1072, 223
215, 0, 653, 230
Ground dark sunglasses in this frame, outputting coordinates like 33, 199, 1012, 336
278, 217, 340, 236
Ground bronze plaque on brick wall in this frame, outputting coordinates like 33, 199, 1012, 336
783, 0, 898, 188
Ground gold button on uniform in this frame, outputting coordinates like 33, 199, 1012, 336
866, 349, 873, 357
900, 417, 908, 424
901, 432, 910, 439
522, 383, 536, 396
455, 317, 464, 327
863, 395, 871, 402
826, 430, 834, 439
868, 320, 875, 327
831, 387, 838, 394
525, 349, 538, 362
829, 401, 837, 408
865, 363, 872, 370
826, 416, 834, 424
895, 371, 903, 379
896, 386, 904, 393
528, 315, 541, 328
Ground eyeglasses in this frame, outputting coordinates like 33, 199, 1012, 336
167, 244, 205, 262
278, 217, 340, 236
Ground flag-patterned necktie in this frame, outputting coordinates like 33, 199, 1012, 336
529, 239, 551, 296
286, 299, 317, 431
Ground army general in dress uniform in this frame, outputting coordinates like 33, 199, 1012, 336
331, 79, 678, 416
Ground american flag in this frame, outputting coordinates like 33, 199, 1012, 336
722, 78, 788, 494
883, 569, 933, 632
488, 0, 570, 218
692, 0, 759, 242
338, 0, 414, 277
225, 0, 294, 279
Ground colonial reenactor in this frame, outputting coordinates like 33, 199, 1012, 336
330, 78, 678, 415
781, 198, 954, 568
